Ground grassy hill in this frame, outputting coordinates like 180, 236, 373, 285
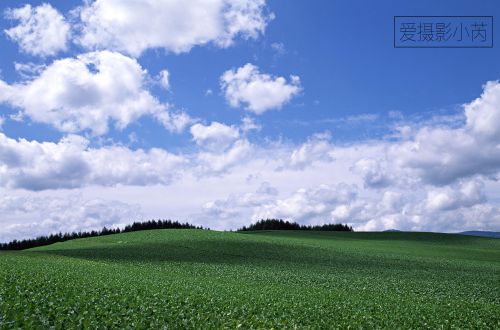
1, 229, 499, 328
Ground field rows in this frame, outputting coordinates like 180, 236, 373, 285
1, 230, 499, 328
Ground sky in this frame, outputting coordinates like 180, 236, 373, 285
0, 0, 500, 241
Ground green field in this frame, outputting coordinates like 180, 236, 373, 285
1, 229, 499, 329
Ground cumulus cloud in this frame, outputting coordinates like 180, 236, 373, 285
189, 120, 270, 173
0, 133, 185, 190
190, 79, 500, 232
4, 3, 70, 57
393, 84, 500, 185
1, 122, 500, 234
2, 80, 500, 236
0, 126, 253, 190
190, 121, 240, 151
286, 131, 334, 170
425, 179, 486, 212
201, 182, 278, 221
195, 139, 253, 174
254, 183, 357, 223
13, 62, 46, 78
155, 111, 194, 134
221, 63, 301, 114
393, 128, 492, 185
199, 176, 499, 233
196, 183, 355, 229
352, 81, 500, 187
75, 0, 272, 57
0, 194, 141, 242
352, 158, 393, 189
465, 80, 500, 141
353, 184, 499, 233
0, 51, 191, 135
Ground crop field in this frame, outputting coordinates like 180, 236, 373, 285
0, 229, 499, 328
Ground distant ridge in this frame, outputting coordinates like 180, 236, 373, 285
383, 229, 402, 232
458, 231, 500, 239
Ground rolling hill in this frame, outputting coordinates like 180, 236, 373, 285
1, 230, 499, 328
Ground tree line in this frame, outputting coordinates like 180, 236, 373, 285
0, 220, 203, 251
238, 219, 353, 232
0, 218, 353, 250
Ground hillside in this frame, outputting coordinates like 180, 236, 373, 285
1, 230, 499, 328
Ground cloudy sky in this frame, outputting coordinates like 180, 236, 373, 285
1, 0, 500, 241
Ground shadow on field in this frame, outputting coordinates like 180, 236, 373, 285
34, 232, 500, 273
35, 240, 336, 266
245, 231, 483, 244
33, 238, 416, 272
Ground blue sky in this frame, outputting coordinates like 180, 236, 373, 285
0, 0, 499, 240
2, 0, 499, 147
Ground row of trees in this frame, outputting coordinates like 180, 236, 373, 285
0, 220, 204, 251
238, 219, 353, 232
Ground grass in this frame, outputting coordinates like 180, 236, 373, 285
0, 229, 499, 328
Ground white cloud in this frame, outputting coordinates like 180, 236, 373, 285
201, 182, 278, 221
465, 80, 500, 141
4, 3, 70, 57
287, 131, 334, 170
0, 194, 141, 242
241, 116, 261, 132
195, 139, 253, 174
0, 51, 191, 135
254, 183, 357, 224
190, 79, 500, 232
158, 69, 170, 90
352, 185, 500, 233
14, 62, 46, 78
2, 80, 500, 236
195, 175, 499, 232
221, 63, 301, 114
352, 158, 393, 189
394, 127, 500, 185
1, 122, 500, 235
155, 111, 194, 134
190, 121, 240, 151
0, 133, 185, 190
390, 81, 500, 185
189, 120, 268, 173
425, 179, 486, 212
76, 0, 272, 57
